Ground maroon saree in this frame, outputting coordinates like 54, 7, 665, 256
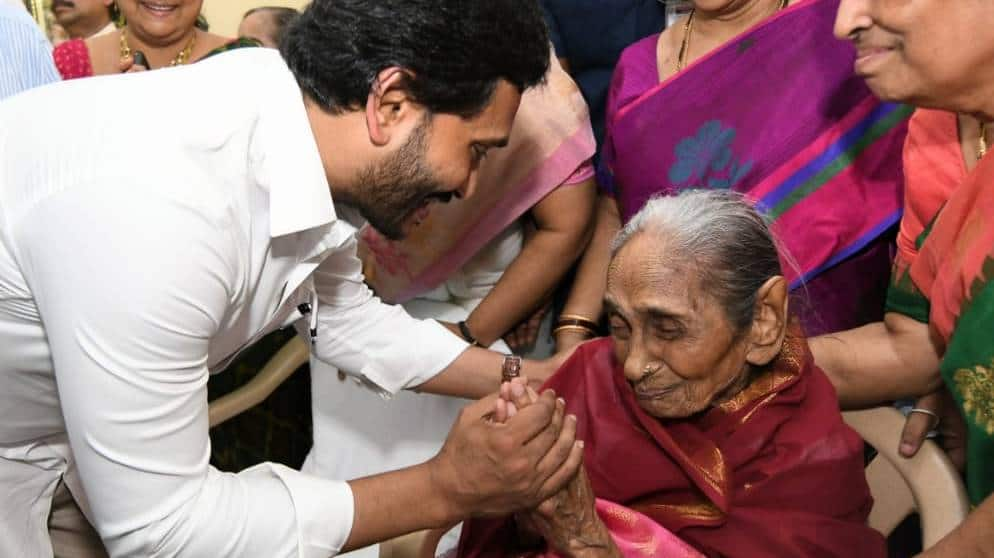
458, 337, 885, 557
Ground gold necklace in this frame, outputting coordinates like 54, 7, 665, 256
677, 0, 789, 72
119, 27, 196, 68
979, 121, 989, 160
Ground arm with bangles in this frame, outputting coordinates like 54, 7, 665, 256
554, 194, 622, 350
447, 177, 597, 351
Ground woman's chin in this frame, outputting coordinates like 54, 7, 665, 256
638, 397, 701, 420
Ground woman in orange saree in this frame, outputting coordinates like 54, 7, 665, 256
813, 2, 994, 555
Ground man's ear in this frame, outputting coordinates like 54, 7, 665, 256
364, 67, 418, 147
745, 275, 788, 367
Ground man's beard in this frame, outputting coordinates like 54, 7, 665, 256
347, 121, 451, 240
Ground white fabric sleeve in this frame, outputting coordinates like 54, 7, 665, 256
309, 234, 468, 395
14, 187, 353, 557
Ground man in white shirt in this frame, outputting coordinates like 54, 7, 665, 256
0, 1, 581, 556
52, 0, 116, 39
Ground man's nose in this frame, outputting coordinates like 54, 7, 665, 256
834, 0, 873, 40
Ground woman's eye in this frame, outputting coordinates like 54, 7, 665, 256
609, 319, 630, 338
652, 322, 682, 339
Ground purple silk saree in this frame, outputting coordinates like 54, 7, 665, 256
601, 0, 908, 334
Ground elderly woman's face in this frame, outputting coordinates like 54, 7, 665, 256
118, 0, 203, 43
834, 0, 994, 113
605, 234, 753, 419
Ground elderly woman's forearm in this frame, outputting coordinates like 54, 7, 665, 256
810, 314, 943, 408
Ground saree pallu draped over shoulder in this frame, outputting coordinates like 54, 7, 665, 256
358, 55, 596, 304
457, 337, 885, 557
895, 143, 994, 504
600, 0, 908, 334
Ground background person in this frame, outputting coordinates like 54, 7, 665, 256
52, 0, 250, 79
238, 6, 298, 48
0, 0, 59, 99
52, 0, 117, 40
559, 0, 908, 351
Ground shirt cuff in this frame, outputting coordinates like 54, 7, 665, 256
357, 319, 469, 395
263, 463, 355, 558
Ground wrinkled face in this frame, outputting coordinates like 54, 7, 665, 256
834, 0, 994, 112
348, 80, 520, 240
52, 0, 112, 31
117, 0, 202, 44
605, 233, 752, 419
238, 11, 276, 48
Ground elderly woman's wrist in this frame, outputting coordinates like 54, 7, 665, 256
562, 521, 620, 558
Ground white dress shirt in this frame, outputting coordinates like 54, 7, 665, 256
0, 48, 467, 557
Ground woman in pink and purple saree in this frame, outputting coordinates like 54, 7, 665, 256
560, 0, 908, 351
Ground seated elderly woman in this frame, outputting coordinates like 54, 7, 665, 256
458, 190, 885, 557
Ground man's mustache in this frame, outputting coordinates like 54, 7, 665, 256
52, 0, 75, 9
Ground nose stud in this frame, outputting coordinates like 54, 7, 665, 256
642, 363, 661, 378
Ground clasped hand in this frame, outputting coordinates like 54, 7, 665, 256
497, 380, 620, 558
427, 378, 584, 521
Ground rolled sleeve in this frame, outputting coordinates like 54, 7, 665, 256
268, 464, 355, 558
310, 234, 468, 394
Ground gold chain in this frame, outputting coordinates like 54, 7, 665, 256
119, 27, 196, 68
677, 0, 788, 72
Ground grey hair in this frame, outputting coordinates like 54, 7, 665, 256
611, 190, 784, 333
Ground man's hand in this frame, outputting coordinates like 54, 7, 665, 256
427, 387, 583, 519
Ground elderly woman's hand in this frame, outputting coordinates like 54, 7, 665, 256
496, 379, 618, 558
522, 465, 621, 558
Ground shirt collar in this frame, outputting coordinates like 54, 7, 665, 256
250, 50, 337, 238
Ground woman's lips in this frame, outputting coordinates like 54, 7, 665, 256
853, 46, 894, 75
635, 384, 680, 400
138, 1, 179, 16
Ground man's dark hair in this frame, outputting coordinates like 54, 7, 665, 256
244, 6, 299, 46
281, 0, 550, 117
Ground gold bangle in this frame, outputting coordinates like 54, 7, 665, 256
553, 324, 597, 337
555, 315, 600, 335
559, 313, 598, 323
